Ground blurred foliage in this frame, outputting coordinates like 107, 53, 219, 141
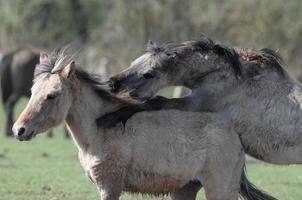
0, 0, 302, 73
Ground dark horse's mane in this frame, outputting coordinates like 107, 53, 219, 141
259, 48, 286, 75
146, 37, 286, 78
34, 49, 140, 105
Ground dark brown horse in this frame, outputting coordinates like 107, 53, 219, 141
0, 47, 69, 138
0, 47, 38, 136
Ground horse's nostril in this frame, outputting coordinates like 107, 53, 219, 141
18, 127, 25, 136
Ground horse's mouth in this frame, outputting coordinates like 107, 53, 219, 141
17, 131, 36, 141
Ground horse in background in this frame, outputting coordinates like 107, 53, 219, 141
0, 47, 38, 136
0, 47, 69, 138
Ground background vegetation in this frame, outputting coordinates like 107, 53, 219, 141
0, 0, 302, 74
1, 0, 302, 199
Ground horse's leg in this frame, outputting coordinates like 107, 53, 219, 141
171, 181, 202, 200
199, 128, 245, 200
202, 146, 245, 200
90, 162, 125, 200
97, 184, 122, 200
4, 94, 19, 137
47, 129, 53, 138
64, 126, 70, 138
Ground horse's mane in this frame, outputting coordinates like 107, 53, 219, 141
236, 47, 286, 76
146, 37, 286, 78
259, 48, 286, 75
146, 37, 241, 77
34, 49, 141, 106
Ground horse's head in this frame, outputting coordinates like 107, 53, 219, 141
110, 41, 175, 99
13, 52, 75, 141
109, 38, 241, 99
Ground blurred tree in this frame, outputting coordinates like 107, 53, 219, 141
0, 0, 301, 73
70, 0, 88, 44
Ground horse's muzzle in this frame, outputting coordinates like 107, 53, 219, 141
12, 124, 36, 141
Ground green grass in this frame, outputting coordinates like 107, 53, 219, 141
0, 98, 302, 199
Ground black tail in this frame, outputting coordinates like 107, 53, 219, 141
239, 166, 278, 200
0, 53, 13, 104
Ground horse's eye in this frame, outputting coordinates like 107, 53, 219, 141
143, 72, 155, 79
46, 93, 58, 100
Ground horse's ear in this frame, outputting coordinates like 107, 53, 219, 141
61, 61, 75, 78
148, 40, 154, 46
39, 51, 48, 64
147, 40, 157, 48
146, 40, 158, 52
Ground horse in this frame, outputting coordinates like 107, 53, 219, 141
0, 47, 69, 138
105, 37, 302, 164
12, 50, 254, 200
98, 37, 302, 198
0, 47, 39, 136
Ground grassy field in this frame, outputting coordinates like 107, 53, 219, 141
0, 98, 302, 200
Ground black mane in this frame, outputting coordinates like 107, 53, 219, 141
259, 48, 286, 75
146, 37, 242, 78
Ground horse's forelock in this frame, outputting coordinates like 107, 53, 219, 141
34, 50, 73, 80
146, 40, 161, 53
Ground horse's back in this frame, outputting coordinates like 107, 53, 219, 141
125, 109, 236, 139
121, 110, 240, 180
0, 47, 39, 101
10, 48, 39, 97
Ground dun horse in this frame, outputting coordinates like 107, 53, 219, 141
104, 38, 302, 165
99, 38, 302, 199
13, 51, 256, 200
0, 47, 69, 137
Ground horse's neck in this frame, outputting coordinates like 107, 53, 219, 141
181, 54, 232, 89
65, 84, 119, 152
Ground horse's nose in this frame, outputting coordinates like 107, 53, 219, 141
17, 127, 26, 136
12, 124, 36, 141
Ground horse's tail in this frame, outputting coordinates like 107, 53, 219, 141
0, 53, 13, 104
239, 166, 278, 200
